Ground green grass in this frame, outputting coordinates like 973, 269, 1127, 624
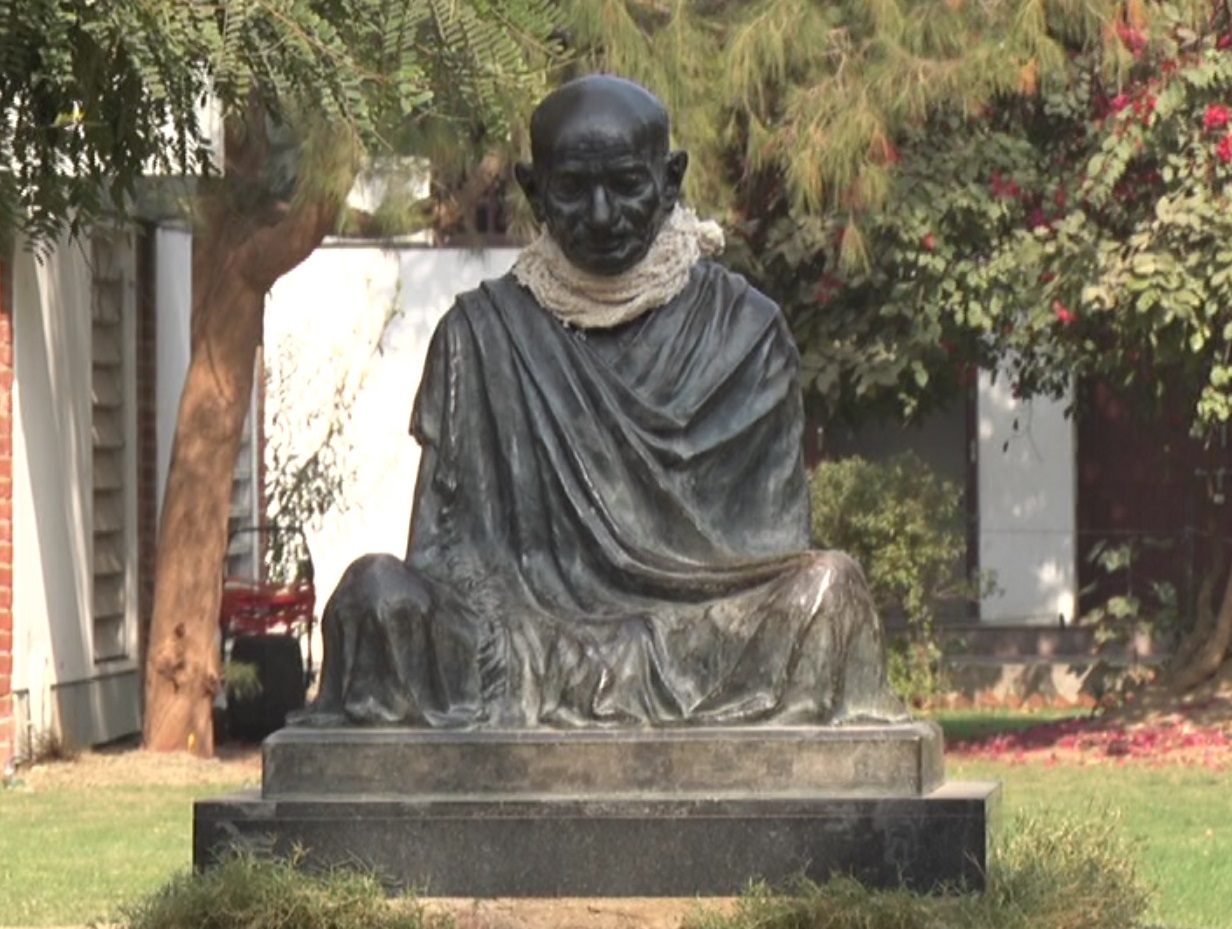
0, 782, 250, 927
686, 810, 1154, 929
118, 852, 440, 929
927, 706, 1087, 743
920, 707, 1232, 928
949, 758, 1232, 929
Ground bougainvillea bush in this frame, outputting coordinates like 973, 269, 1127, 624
731, 4, 1232, 434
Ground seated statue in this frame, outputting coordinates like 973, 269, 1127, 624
300, 75, 905, 729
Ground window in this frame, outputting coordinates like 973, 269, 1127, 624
90, 233, 136, 663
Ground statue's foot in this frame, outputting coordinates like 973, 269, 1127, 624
285, 704, 350, 728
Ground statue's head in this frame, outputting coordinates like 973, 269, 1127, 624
515, 75, 689, 276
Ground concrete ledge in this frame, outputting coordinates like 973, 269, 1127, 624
194, 780, 999, 896
262, 723, 945, 799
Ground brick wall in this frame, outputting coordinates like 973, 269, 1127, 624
0, 253, 14, 769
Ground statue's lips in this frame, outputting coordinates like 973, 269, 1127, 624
579, 238, 624, 251
574, 235, 636, 259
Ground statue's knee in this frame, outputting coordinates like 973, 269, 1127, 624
332, 553, 433, 619
801, 550, 866, 588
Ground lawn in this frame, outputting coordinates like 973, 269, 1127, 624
0, 783, 252, 926
928, 706, 1086, 742
949, 758, 1232, 929
1, 716, 1230, 929
932, 708, 1232, 929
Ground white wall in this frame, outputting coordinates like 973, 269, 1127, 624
977, 371, 1077, 624
155, 228, 193, 512
264, 245, 519, 604
11, 235, 141, 749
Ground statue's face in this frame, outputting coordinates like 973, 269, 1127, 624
518, 111, 687, 276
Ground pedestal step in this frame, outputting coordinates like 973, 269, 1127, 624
194, 781, 999, 896
261, 723, 945, 798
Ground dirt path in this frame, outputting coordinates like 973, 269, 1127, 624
16, 740, 263, 789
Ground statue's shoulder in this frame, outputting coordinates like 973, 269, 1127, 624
432, 271, 524, 331
695, 260, 784, 323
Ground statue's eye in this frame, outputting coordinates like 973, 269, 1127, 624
551, 175, 587, 199
608, 172, 647, 196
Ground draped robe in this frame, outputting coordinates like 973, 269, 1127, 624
302, 262, 903, 728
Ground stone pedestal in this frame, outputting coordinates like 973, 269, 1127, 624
194, 723, 998, 896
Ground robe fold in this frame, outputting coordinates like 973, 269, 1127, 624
303, 262, 903, 728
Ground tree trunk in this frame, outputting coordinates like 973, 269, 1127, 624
142, 242, 263, 754
1165, 556, 1232, 695
143, 110, 352, 755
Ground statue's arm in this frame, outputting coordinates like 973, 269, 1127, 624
405, 310, 459, 564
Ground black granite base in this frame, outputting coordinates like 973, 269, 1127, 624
194, 781, 999, 896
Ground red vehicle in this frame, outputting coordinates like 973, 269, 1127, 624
217, 526, 316, 741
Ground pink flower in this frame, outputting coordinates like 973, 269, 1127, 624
1117, 23, 1146, 56
1053, 300, 1076, 325
1206, 104, 1231, 132
921, 232, 937, 252
1110, 93, 1131, 113
988, 171, 1021, 199
1218, 134, 1232, 164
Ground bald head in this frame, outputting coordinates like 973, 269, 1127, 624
516, 75, 688, 276
529, 75, 671, 166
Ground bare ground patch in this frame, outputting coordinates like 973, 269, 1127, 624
15, 739, 262, 790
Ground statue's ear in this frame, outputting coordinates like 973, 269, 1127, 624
514, 162, 546, 223
663, 149, 689, 207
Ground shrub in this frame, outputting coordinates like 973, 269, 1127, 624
116, 851, 442, 929
683, 810, 1151, 929
810, 452, 976, 704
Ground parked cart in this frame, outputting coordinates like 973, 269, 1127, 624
217, 525, 316, 741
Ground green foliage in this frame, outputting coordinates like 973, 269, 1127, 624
561, 2, 1232, 434
768, 5, 1232, 434
117, 851, 441, 929
810, 452, 973, 704
563, 0, 1195, 223
810, 453, 970, 622
684, 811, 1151, 929
1076, 537, 1181, 705
223, 660, 263, 702
0, 0, 564, 246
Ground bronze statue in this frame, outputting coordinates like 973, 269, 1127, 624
299, 75, 904, 728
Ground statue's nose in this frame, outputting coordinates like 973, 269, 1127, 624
587, 185, 614, 229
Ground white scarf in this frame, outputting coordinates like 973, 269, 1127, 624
512, 206, 726, 329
